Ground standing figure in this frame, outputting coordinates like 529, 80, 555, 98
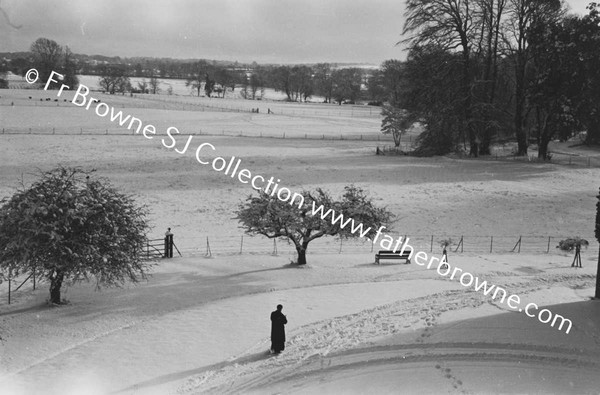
270, 304, 287, 354
441, 246, 449, 269
572, 244, 582, 268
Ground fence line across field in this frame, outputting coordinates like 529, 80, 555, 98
4, 233, 596, 305
0, 127, 394, 142
3, 127, 597, 167
175, 234, 597, 257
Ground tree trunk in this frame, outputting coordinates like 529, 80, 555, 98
515, 103, 528, 156
49, 270, 64, 304
479, 127, 492, 156
538, 115, 552, 160
393, 131, 401, 148
538, 137, 550, 160
514, 53, 528, 156
595, 250, 600, 300
460, 38, 476, 157
296, 244, 308, 265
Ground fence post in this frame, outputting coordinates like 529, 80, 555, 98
430, 235, 434, 252
273, 239, 278, 255
33, 266, 36, 290
339, 238, 343, 253
240, 236, 244, 254
8, 270, 11, 305
490, 236, 493, 253
547, 237, 551, 253
512, 236, 522, 253
454, 236, 464, 253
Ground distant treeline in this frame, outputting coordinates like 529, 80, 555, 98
1, 46, 399, 105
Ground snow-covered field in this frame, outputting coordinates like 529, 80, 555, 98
1, 88, 599, 394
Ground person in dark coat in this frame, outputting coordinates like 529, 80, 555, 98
270, 304, 287, 354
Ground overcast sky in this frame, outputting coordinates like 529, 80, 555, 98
0, 0, 594, 64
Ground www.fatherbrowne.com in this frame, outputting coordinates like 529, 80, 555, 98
311, 205, 573, 334
35, 70, 573, 335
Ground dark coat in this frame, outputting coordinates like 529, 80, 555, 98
270, 310, 287, 353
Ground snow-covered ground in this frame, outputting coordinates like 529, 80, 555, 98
1, 89, 599, 394
1, 253, 598, 395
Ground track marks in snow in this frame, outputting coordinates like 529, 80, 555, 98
179, 272, 597, 394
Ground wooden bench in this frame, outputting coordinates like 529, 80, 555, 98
374, 250, 411, 264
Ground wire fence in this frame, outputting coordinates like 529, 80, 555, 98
488, 144, 600, 167
174, 234, 598, 257
0, 126, 394, 142
3, 233, 595, 305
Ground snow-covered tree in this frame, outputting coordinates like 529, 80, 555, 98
381, 105, 414, 149
237, 186, 392, 265
0, 167, 152, 304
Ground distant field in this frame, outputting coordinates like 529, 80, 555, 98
0, 87, 597, 254
0, 87, 390, 141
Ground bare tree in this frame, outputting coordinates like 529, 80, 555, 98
149, 76, 160, 94
313, 63, 334, 103
98, 64, 129, 94
214, 68, 236, 98
250, 72, 263, 100
501, 0, 563, 156
331, 68, 362, 105
186, 60, 210, 96
381, 60, 404, 106
381, 105, 414, 148
30, 37, 63, 85
137, 79, 148, 93
62, 46, 79, 89
403, 0, 479, 156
